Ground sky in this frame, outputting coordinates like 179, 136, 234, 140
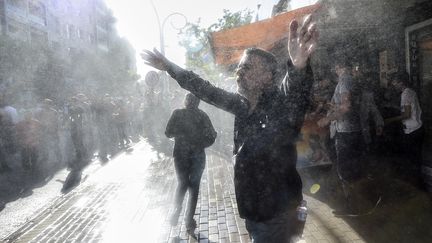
104, 0, 318, 78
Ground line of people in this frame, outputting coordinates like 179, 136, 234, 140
0, 93, 147, 177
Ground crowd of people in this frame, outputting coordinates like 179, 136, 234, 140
309, 61, 424, 215
0, 93, 150, 176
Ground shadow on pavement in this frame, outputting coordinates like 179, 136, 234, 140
300, 153, 432, 243
0, 167, 51, 212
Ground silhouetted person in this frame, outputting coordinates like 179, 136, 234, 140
16, 112, 43, 174
68, 97, 87, 168
37, 99, 62, 165
166, 93, 217, 232
113, 99, 130, 149
92, 96, 112, 162
142, 15, 317, 242
318, 62, 364, 215
386, 72, 424, 188
0, 95, 18, 173
352, 66, 383, 149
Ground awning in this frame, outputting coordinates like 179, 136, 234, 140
209, 4, 321, 66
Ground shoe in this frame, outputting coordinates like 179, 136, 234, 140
186, 218, 197, 233
170, 208, 181, 226
332, 205, 358, 217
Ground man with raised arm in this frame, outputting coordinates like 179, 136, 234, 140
142, 16, 317, 243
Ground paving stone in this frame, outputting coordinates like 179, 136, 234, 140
218, 224, 228, 231
3, 144, 373, 243
218, 229, 229, 239
208, 226, 218, 235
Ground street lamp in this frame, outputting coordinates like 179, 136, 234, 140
148, 0, 188, 98
149, 0, 188, 55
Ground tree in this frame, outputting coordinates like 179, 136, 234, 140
179, 9, 253, 80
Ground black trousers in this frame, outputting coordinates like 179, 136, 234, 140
335, 131, 364, 183
402, 126, 425, 185
173, 150, 205, 223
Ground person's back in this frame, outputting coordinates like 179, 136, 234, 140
165, 93, 216, 232
167, 108, 213, 152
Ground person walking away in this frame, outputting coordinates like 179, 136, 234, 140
166, 93, 217, 232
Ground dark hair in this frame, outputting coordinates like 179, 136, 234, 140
244, 48, 278, 76
388, 71, 410, 86
185, 93, 200, 108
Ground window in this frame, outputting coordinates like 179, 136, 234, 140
29, 1, 46, 19
7, 0, 27, 9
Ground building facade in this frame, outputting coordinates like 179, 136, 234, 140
0, 0, 138, 106
0, 0, 114, 53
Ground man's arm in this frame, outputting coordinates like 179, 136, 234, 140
166, 63, 249, 117
368, 96, 384, 135
317, 79, 352, 127
385, 105, 411, 125
385, 90, 412, 125
280, 59, 314, 129
278, 15, 318, 128
141, 49, 249, 117
165, 110, 179, 138
327, 92, 351, 121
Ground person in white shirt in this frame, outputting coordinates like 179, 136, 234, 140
385, 72, 424, 188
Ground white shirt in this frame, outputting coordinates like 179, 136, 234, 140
401, 88, 422, 134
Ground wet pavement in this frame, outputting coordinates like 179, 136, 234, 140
2, 140, 430, 243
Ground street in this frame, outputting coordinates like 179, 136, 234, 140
1, 140, 369, 243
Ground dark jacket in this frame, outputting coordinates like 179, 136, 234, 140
167, 60, 313, 221
165, 108, 216, 157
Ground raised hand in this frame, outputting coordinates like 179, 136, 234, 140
288, 15, 318, 69
140, 48, 171, 71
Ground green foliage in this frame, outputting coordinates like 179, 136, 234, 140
209, 9, 254, 32
178, 9, 253, 81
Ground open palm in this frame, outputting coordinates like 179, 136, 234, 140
288, 15, 318, 69
140, 48, 170, 71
